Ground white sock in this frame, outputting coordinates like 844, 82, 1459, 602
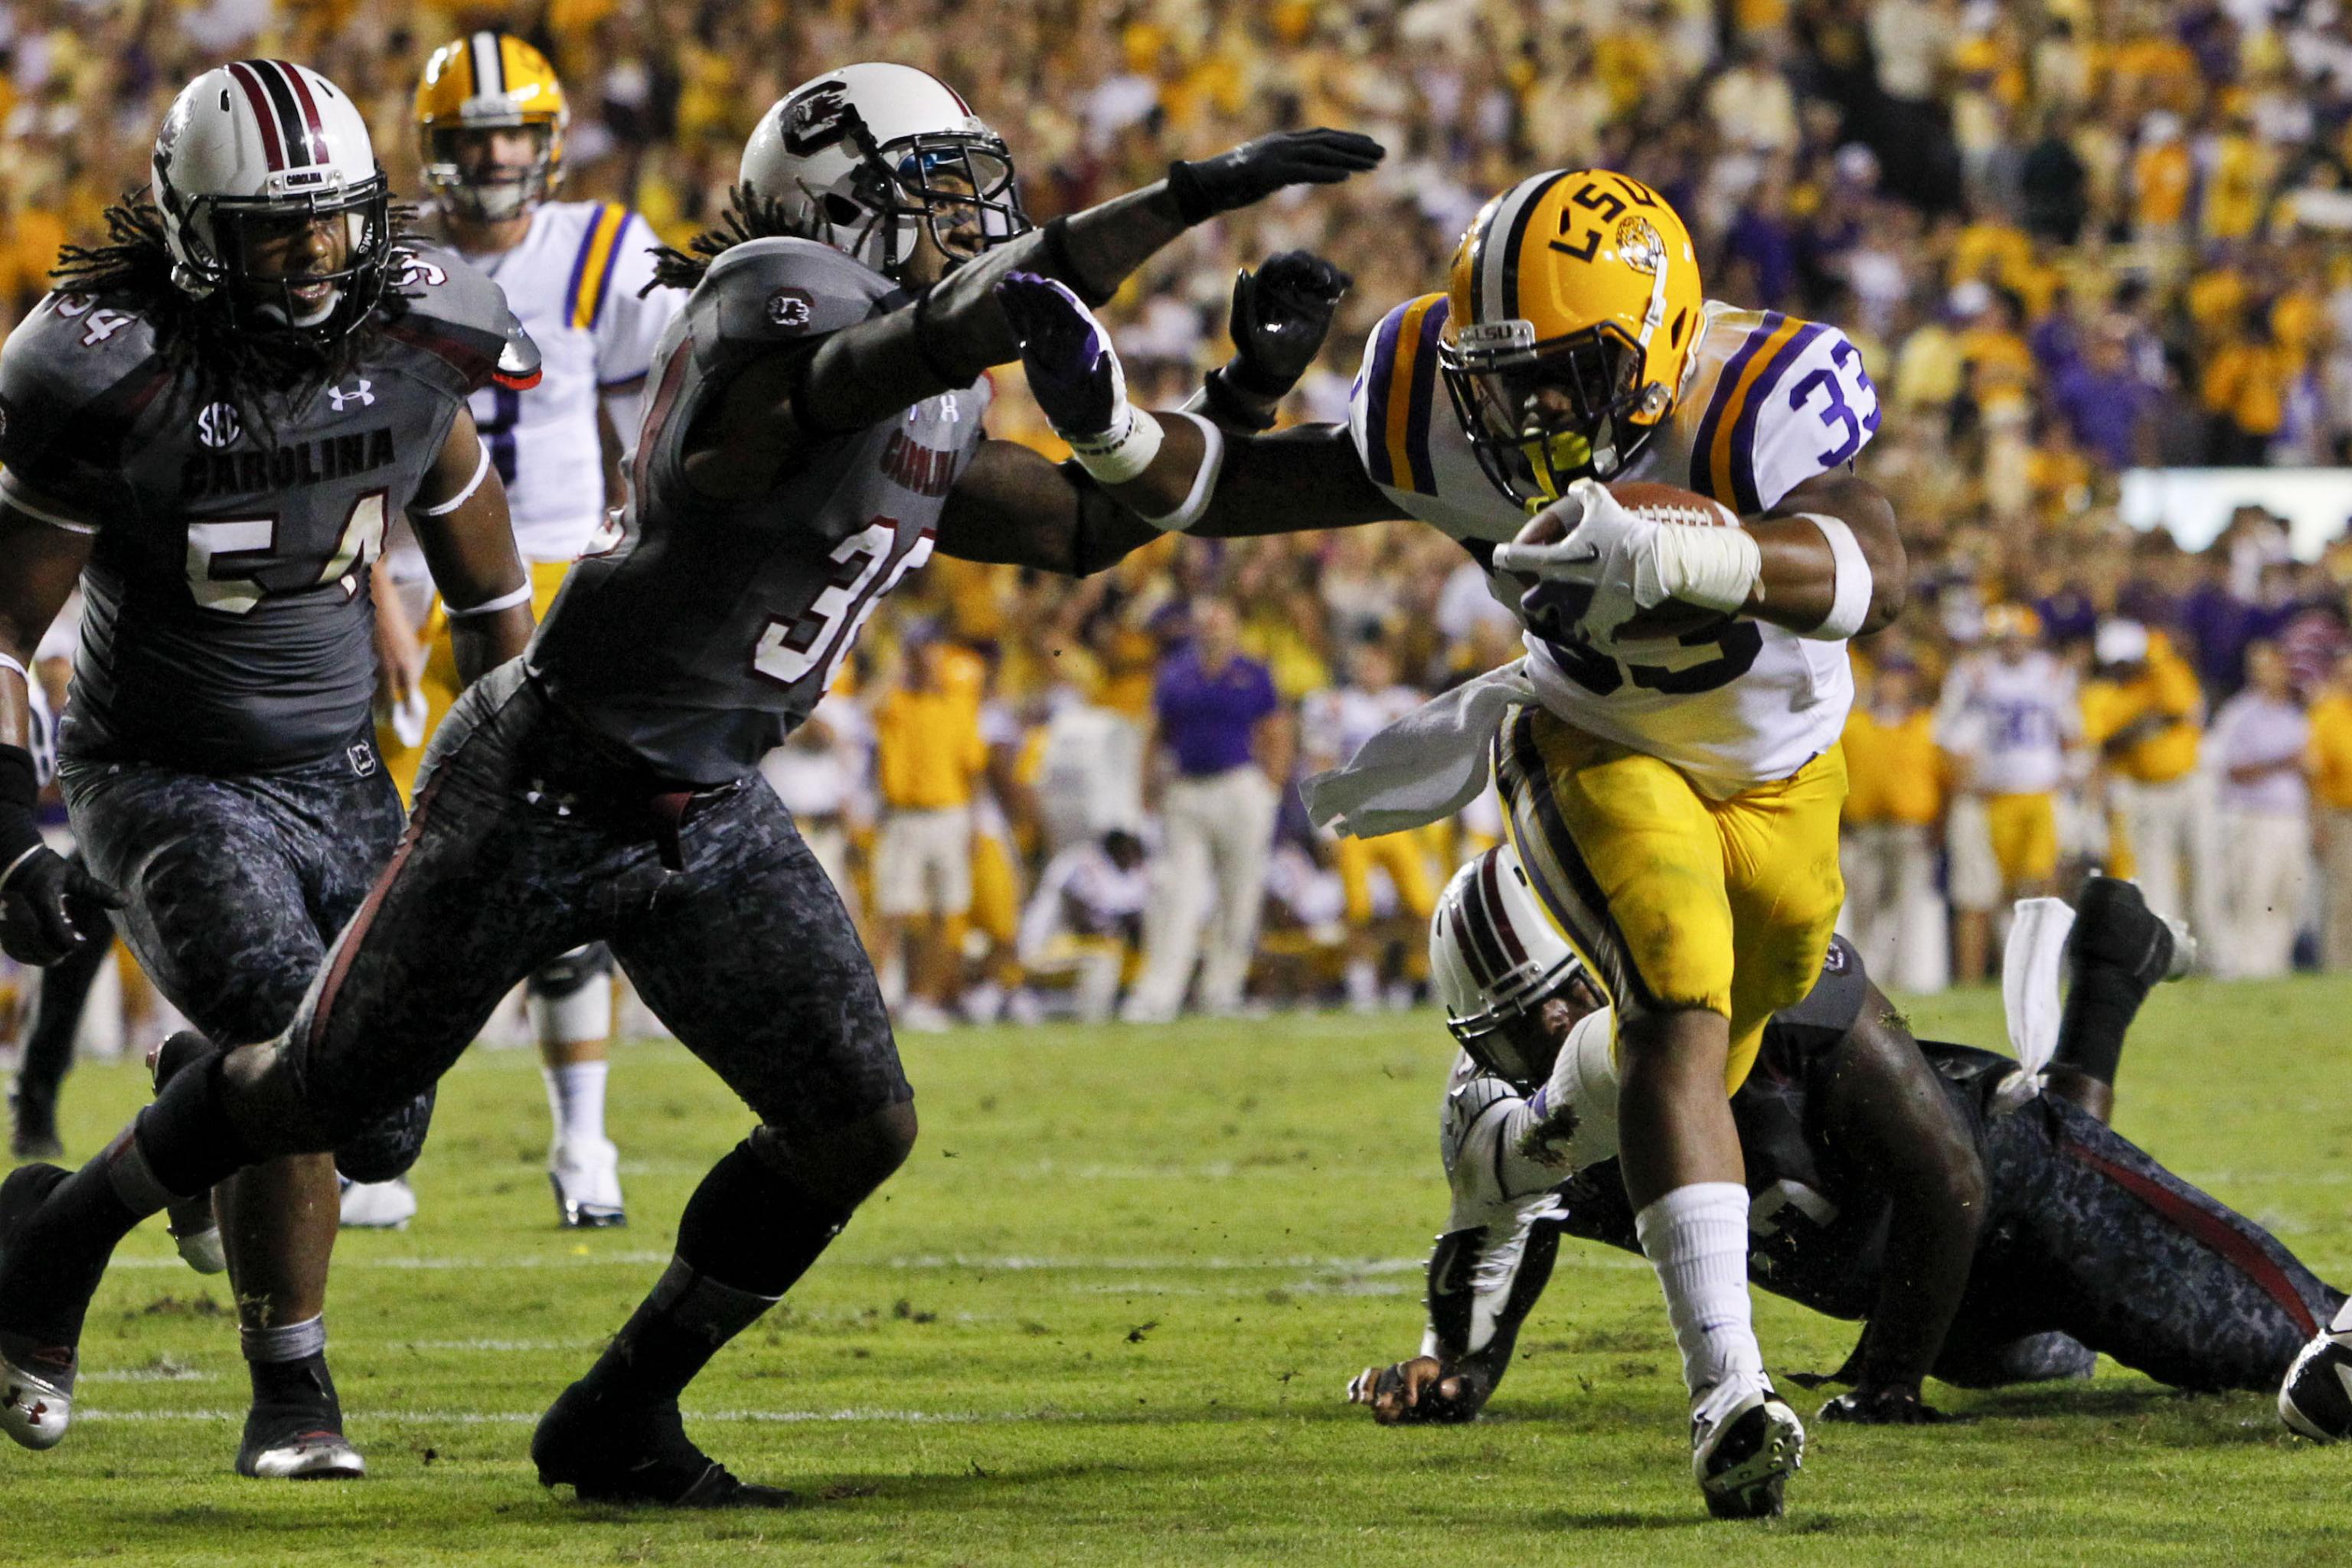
2333, 1295, 2352, 1336
543, 1060, 609, 1146
1635, 1181, 1767, 1413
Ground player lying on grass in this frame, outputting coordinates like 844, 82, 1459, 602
0, 62, 1381, 1506
1348, 855, 2350, 1442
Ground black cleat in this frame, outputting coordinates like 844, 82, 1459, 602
0, 1163, 77, 1450
2282, 1319, 2352, 1442
238, 1354, 365, 1478
2069, 875, 2193, 985
532, 1381, 797, 1508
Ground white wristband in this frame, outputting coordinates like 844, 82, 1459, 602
1068, 407, 1165, 486
416, 439, 492, 517
446, 581, 532, 619
1802, 512, 1873, 640
0, 652, 27, 685
1652, 522, 1762, 613
1138, 411, 1224, 534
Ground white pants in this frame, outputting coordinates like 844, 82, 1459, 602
1838, 821, 1947, 994
1127, 766, 1278, 1019
2323, 808, 2352, 972
2112, 771, 2223, 946
874, 805, 972, 918
2220, 808, 2311, 978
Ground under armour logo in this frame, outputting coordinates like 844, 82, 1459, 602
328, 380, 375, 412
195, 401, 242, 449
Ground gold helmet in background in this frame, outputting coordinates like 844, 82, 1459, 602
416, 32, 569, 223
1439, 169, 1705, 507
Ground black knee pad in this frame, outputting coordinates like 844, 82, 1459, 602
527, 942, 613, 1001
333, 1086, 437, 1184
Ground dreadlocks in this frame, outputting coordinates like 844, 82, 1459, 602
645, 186, 802, 295
49, 194, 412, 418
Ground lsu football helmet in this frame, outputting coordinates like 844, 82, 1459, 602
152, 60, 392, 339
416, 32, 569, 223
1439, 169, 1705, 507
1430, 844, 1590, 1088
739, 63, 1030, 282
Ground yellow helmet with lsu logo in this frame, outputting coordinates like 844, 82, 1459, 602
416, 32, 569, 223
1439, 169, 1705, 508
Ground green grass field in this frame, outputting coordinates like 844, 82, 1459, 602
6, 977, 2350, 1566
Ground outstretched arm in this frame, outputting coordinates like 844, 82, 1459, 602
1810, 984, 1985, 1422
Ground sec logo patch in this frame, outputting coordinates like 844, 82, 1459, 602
766, 288, 815, 332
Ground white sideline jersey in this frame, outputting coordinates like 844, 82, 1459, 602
436, 201, 677, 562
1346, 296, 1881, 796
1934, 649, 2079, 795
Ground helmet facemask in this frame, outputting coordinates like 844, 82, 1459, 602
423, 120, 560, 224
165, 175, 393, 343
1444, 950, 1593, 1090
815, 107, 1031, 281
1442, 321, 1670, 510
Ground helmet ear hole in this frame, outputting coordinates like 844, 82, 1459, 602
822, 192, 864, 226
1669, 306, 1689, 348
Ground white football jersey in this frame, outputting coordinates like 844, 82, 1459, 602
1345, 296, 1882, 797
1934, 649, 2079, 795
433, 201, 678, 563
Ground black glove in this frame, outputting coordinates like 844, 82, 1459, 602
0, 846, 123, 967
1223, 250, 1353, 400
1817, 1383, 1956, 1426
1165, 129, 1385, 226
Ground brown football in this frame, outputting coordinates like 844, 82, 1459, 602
1607, 480, 1741, 643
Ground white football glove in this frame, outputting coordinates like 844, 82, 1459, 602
1490, 479, 1661, 645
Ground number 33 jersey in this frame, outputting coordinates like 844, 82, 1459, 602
528, 237, 987, 786
0, 247, 535, 771
1347, 295, 1882, 797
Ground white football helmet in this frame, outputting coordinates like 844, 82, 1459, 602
739, 63, 1029, 281
151, 60, 392, 338
1430, 844, 1589, 1086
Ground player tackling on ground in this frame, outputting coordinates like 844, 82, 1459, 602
0, 61, 534, 1478
0, 62, 1380, 1504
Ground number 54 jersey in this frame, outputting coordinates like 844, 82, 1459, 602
528, 237, 987, 786
1347, 295, 1881, 798
0, 247, 536, 771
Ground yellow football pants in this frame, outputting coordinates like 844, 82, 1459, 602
378, 559, 572, 805
1335, 829, 1439, 926
1495, 706, 1847, 1093
1984, 791, 2059, 887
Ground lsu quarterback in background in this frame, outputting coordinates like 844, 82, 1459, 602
991, 168, 1903, 1517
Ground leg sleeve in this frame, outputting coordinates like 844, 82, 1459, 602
1990, 1099, 2345, 1391
609, 780, 907, 1140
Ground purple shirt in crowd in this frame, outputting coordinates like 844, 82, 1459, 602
1155, 646, 1277, 778
2050, 362, 2155, 470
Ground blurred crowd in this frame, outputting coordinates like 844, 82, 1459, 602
4, 0, 2352, 1033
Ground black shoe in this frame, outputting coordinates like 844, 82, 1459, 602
2282, 1319, 2352, 1442
2069, 875, 2193, 985
0, 1163, 76, 1451
237, 1354, 365, 1478
532, 1380, 796, 1508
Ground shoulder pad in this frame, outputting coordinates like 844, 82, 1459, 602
696, 237, 893, 348
381, 243, 541, 394
0, 292, 165, 490
1686, 312, 1878, 513
1348, 292, 1449, 495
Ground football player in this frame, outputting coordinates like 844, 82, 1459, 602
0, 62, 536, 1478
988, 168, 1903, 1516
1349, 853, 2345, 1454
360, 31, 686, 1229
0, 63, 1381, 1504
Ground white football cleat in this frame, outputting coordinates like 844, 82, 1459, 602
550, 1136, 626, 1230
237, 1426, 366, 1480
165, 1194, 227, 1276
1692, 1380, 1805, 1519
2280, 1320, 2352, 1442
337, 1178, 417, 1231
0, 1347, 74, 1451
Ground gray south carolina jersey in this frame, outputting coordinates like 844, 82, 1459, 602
0, 247, 536, 771
528, 237, 988, 786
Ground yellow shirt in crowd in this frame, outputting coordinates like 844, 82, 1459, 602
874, 674, 987, 812
1841, 707, 1945, 827
2308, 693, 2352, 811
2081, 633, 2202, 782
